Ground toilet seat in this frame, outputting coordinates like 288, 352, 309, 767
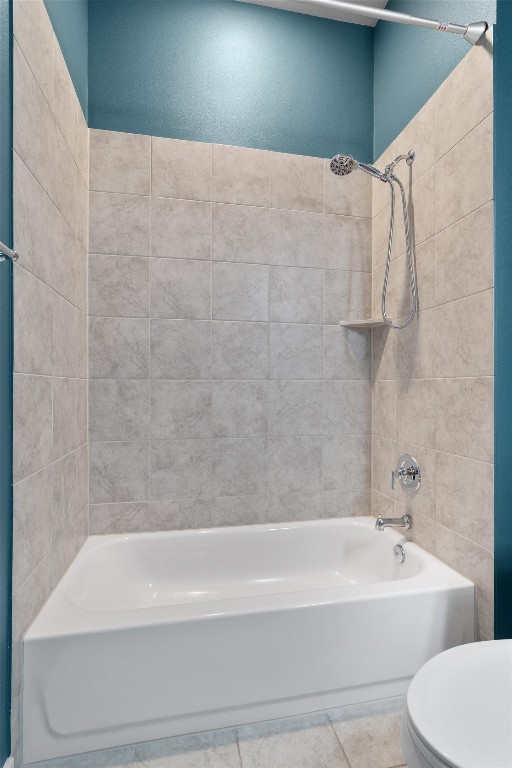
405, 640, 512, 768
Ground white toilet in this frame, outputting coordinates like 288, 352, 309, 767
401, 640, 512, 768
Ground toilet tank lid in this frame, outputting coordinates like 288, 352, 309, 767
407, 640, 512, 768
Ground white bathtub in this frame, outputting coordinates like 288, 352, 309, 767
23, 517, 474, 763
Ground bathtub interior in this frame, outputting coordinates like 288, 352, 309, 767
64, 518, 425, 612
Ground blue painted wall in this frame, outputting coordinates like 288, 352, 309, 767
373, 0, 496, 158
493, 0, 512, 639
44, 0, 88, 117
0, 0, 13, 760
88, 0, 374, 159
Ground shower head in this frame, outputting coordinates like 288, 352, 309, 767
330, 154, 387, 182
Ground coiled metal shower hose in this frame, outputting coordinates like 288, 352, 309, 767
381, 173, 418, 329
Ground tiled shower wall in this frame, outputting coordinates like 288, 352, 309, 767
371, 30, 494, 639
87, 134, 374, 531
12, 0, 89, 759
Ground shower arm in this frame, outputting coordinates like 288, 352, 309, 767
273, 0, 488, 45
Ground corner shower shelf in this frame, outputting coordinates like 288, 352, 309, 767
339, 319, 388, 328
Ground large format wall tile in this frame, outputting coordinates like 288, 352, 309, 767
270, 152, 323, 212
370, 37, 494, 635
89, 191, 150, 256
213, 203, 269, 264
152, 137, 212, 201
213, 144, 269, 206
90, 129, 150, 195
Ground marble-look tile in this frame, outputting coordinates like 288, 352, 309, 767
212, 438, 268, 497
53, 377, 77, 459
395, 98, 435, 187
14, 265, 53, 375
52, 448, 77, 532
150, 499, 211, 531
269, 380, 322, 437
435, 114, 493, 234
76, 240, 88, 314
90, 192, 150, 256
372, 324, 395, 382
406, 166, 435, 251
323, 435, 371, 491
372, 142, 396, 217
213, 203, 269, 264
330, 696, 405, 768
210, 495, 269, 527
13, 466, 52, 593
76, 167, 89, 249
372, 488, 395, 519
13, 374, 52, 482
436, 524, 494, 638
89, 441, 149, 504
212, 380, 267, 437
324, 380, 371, 436
13, 0, 53, 105
395, 308, 436, 381
372, 379, 401, 438
212, 321, 268, 380
89, 502, 151, 535
323, 489, 370, 518
324, 159, 372, 217
238, 712, 348, 768
152, 137, 212, 201
213, 262, 269, 321
53, 38, 77, 159
270, 152, 323, 212
89, 254, 149, 318
76, 104, 89, 186
13, 40, 54, 198
372, 265, 388, 320
323, 325, 371, 381
76, 442, 88, 513
434, 290, 493, 378
435, 30, 493, 160
435, 201, 494, 305
151, 258, 211, 320
151, 380, 212, 439
52, 122, 77, 232
136, 728, 240, 768
77, 377, 88, 447
393, 237, 435, 317
12, 553, 52, 643
324, 269, 371, 325
269, 492, 323, 522
396, 379, 435, 447
76, 309, 88, 380
151, 197, 211, 260
323, 215, 371, 272
90, 129, 150, 195
269, 436, 322, 494
269, 209, 323, 268
89, 317, 149, 379
399, 503, 437, 556
270, 323, 322, 380
151, 319, 211, 379
13, 152, 54, 288
436, 377, 493, 462
372, 436, 396, 499
89, 379, 149, 441
436, 452, 493, 551
213, 144, 269, 206
372, 204, 393, 272
270, 266, 323, 324
150, 439, 211, 501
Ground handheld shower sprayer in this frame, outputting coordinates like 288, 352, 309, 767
330, 154, 387, 182
330, 150, 417, 330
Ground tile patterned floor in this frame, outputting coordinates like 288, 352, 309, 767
32, 697, 407, 768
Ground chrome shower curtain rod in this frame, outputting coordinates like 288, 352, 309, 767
242, 0, 488, 45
